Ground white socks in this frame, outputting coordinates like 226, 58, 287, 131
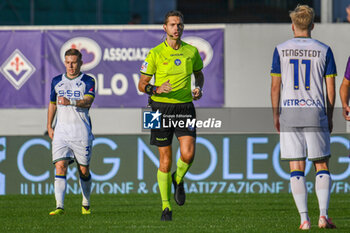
315, 170, 331, 218
290, 171, 309, 223
55, 175, 67, 209
290, 169, 332, 223
79, 174, 92, 207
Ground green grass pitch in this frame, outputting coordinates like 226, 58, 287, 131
0, 193, 349, 232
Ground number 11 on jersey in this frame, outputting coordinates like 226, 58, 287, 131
290, 59, 311, 90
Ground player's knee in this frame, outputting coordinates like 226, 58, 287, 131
180, 149, 195, 163
159, 159, 172, 172
80, 169, 90, 178
55, 161, 67, 175
78, 166, 90, 178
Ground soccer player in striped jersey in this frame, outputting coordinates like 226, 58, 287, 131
138, 11, 204, 221
340, 57, 350, 121
270, 5, 336, 230
47, 49, 95, 215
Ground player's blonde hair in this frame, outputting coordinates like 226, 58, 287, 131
289, 5, 314, 31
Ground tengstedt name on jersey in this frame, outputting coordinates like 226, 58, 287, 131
281, 49, 321, 58
162, 118, 222, 129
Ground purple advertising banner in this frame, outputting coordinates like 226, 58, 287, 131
0, 28, 224, 108
0, 31, 44, 108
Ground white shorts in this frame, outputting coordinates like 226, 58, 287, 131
280, 126, 330, 161
52, 139, 92, 166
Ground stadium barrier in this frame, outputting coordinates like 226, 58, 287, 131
0, 135, 349, 195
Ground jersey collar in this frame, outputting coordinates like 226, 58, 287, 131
164, 39, 183, 50
64, 72, 83, 80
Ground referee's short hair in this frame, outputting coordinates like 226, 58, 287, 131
64, 48, 82, 61
164, 10, 184, 24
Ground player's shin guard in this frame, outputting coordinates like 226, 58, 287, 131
55, 174, 67, 209
79, 174, 92, 207
175, 158, 192, 184
315, 169, 331, 218
157, 170, 172, 211
290, 170, 309, 224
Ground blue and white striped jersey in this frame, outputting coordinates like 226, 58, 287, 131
50, 73, 95, 141
271, 38, 337, 127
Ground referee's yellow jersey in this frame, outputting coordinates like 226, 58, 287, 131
140, 40, 203, 103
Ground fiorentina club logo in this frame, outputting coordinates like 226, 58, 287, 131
60, 37, 102, 71
0, 49, 36, 90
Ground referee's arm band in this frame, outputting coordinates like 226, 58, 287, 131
140, 72, 153, 77
145, 84, 158, 95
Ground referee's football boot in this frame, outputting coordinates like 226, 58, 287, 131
49, 208, 64, 215
82, 206, 91, 215
172, 172, 185, 206
160, 207, 172, 221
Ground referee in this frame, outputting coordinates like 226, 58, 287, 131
138, 10, 204, 221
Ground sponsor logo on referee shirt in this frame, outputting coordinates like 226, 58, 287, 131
0, 49, 36, 90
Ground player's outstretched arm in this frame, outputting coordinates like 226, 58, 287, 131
270, 76, 281, 133
192, 71, 204, 100
325, 77, 336, 132
340, 77, 350, 121
47, 102, 57, 140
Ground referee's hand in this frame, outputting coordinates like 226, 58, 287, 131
192, 87, 202, 100
157, 80, 172, 94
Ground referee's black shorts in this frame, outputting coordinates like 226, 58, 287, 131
150, 100, 196, 147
